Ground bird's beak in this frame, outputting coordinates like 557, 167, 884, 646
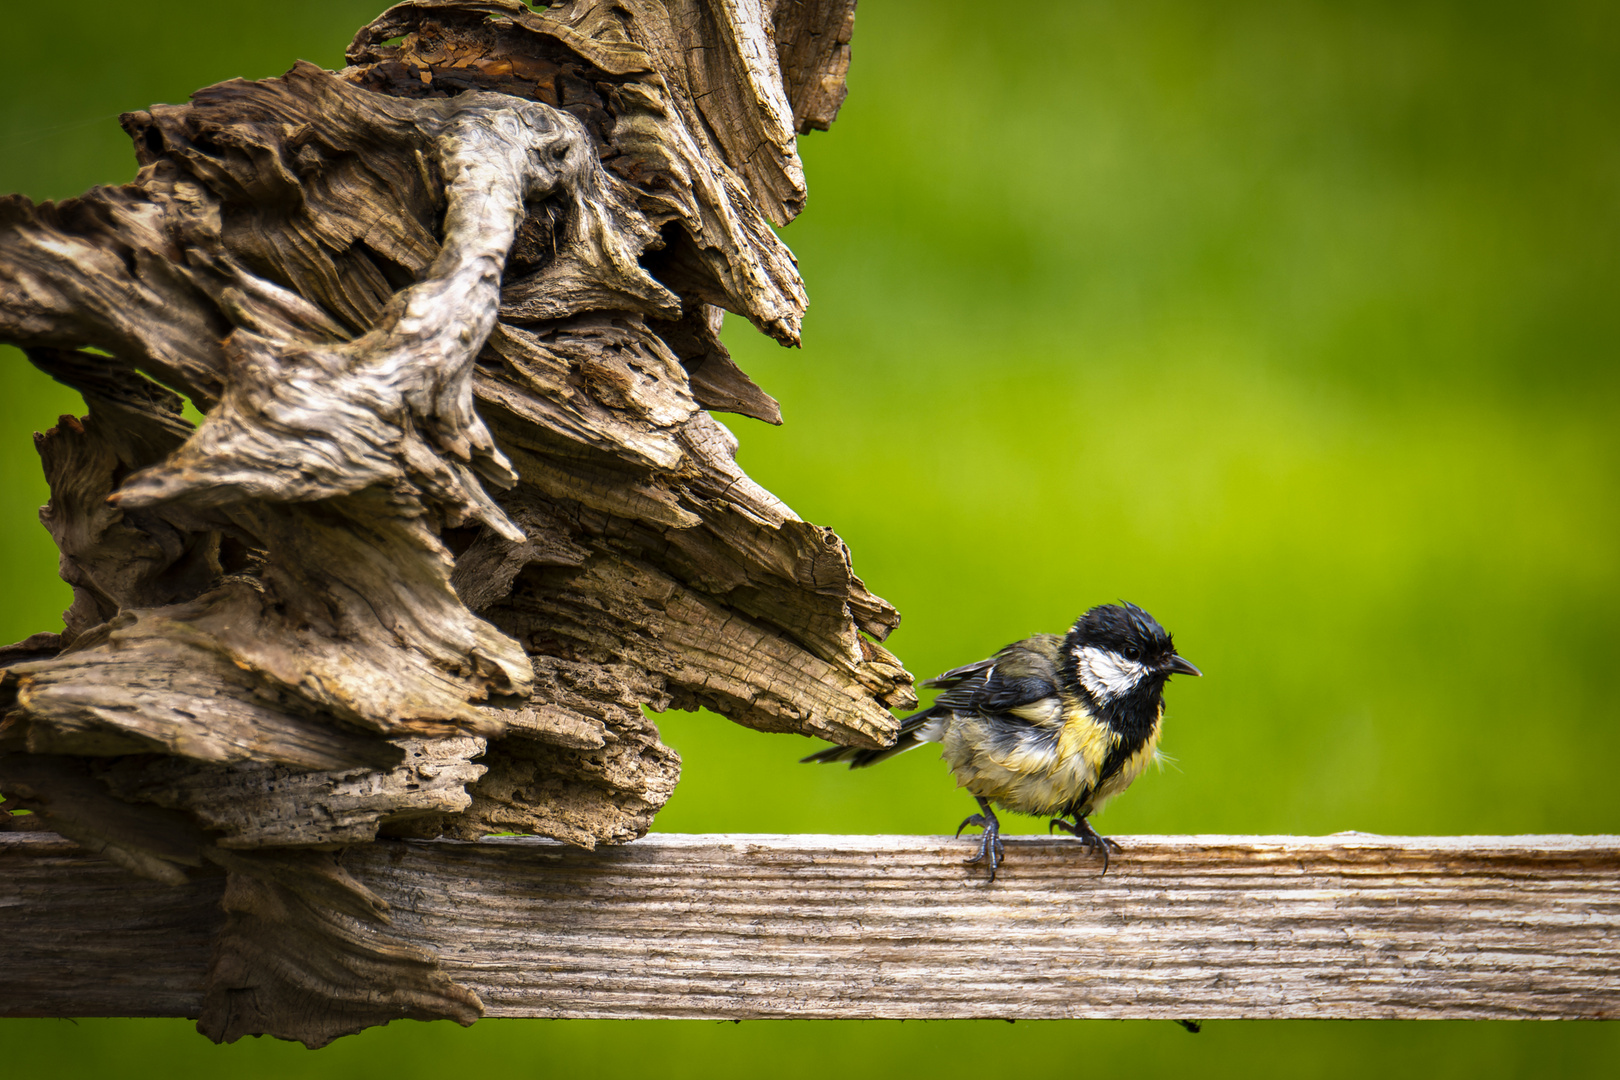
1163, 655, 1202, 678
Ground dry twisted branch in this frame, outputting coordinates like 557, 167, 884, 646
0, 0, 906, 1045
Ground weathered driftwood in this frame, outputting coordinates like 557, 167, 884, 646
0, 0, 911, 1045
5, 831, 1618, 1022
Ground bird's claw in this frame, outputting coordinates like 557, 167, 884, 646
956, 813, 989, 839
957, 810, 1004, 881
1048, 816, 1121, 875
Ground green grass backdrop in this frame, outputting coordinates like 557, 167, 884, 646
2, 0, 1617, 1074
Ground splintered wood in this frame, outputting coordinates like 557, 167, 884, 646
4, 832, 1617, 1021
0, 0, 911, 1045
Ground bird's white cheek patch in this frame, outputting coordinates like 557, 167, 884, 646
1074, 645, 1147, 700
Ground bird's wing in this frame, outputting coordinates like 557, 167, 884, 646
810, 635, 1066, 770
922, 657, 996, 690
925, 634, 1064, 719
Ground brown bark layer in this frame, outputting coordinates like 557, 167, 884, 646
0, 0, 907, 1045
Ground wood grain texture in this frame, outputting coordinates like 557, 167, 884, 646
0, 0, 904, 1042
5, 831, 1617, 1021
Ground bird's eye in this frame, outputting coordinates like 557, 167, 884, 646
1124, 645, 1141, 662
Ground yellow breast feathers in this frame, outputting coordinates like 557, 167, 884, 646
1056, 701, 1119, 780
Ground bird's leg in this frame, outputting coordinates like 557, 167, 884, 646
955, 796, 1005, 882
1048, 814, 1121, 874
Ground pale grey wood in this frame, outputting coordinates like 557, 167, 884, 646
0, 0, 896, 1044
5, 831, 1617, 1021
0, 0, 903, 874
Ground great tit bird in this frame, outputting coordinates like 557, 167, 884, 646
803, 603, 1200, 881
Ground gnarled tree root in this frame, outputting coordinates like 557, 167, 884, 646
0, 0, 908, 1045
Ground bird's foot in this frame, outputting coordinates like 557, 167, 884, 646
1048, 815, 1121, 874
956, 811, 1005, 882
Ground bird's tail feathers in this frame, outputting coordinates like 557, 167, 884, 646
801, 707, 944, 769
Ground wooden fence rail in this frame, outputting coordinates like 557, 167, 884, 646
4, 832, 1617, 1021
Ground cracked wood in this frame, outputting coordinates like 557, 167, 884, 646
4, 832, 1616, 1021
1, 0, 895, 1044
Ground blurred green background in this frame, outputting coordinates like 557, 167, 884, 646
3, 0, 1617, 1074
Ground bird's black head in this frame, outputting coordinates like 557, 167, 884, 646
1060, 602, 1201, 714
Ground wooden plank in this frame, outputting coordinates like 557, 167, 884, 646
1, 832, 223, 1017
3, 831, 1618, 1020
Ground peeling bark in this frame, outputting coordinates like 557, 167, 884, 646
0, 0, 903, 1046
